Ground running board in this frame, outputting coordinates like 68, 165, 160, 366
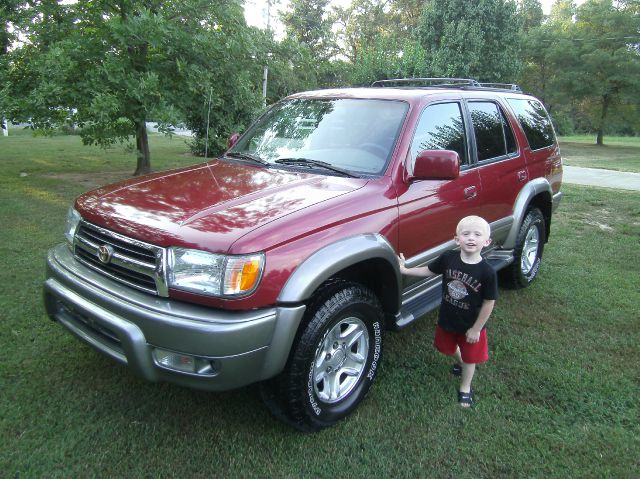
394, 280, 441, 330
485, 249, 514, 271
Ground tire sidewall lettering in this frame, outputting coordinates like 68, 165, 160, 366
366, 321, 381, 380
307, 365, 322, 416
526, 257, 541, 282
524, 219, 543, 282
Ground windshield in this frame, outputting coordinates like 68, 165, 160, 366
229, 98, 408, 176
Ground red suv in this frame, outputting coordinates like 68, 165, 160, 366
44, 79, 562, 431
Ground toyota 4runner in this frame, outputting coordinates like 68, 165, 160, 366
44, 78, 563, 431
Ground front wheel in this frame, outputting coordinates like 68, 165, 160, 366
260, 281, 384, 432
502, 208, 546, 288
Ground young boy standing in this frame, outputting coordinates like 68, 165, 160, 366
398, 216, 497, 407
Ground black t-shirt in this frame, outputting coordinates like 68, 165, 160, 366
429, 251, 498, 334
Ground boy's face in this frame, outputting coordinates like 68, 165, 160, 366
455, 220, 492, 254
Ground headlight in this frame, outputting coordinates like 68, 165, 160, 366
168, 247, 264, 297
65, 207, 81, 246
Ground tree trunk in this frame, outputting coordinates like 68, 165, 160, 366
134, 120, 151, 176
596, 94, 611, 146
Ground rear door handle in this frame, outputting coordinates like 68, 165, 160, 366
464, 186, 477, 199
517, 170, 528, 182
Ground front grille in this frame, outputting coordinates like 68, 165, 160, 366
73, 221, 167, 296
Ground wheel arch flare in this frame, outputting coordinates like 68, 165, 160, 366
278, 234, 401, 318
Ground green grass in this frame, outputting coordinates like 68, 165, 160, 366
1, 133, 639, 478
559, 135, 640, 173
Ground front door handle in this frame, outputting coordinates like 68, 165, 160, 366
464, 186, 477, 199
517, 170, 528, 182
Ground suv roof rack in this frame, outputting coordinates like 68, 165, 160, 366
371, 78, 522, 93
372, 78, 480, 88
478, 82, 522, 92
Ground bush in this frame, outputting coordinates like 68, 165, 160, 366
551, 111, 575, 136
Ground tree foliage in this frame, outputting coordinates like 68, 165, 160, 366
281, 0, 336, 62
2, 0, 639, 169
1, 0, 261, 175
416, 0, 522, 81
347, 37, 429, 85
573, 0, 640, 143
520, 0, 640, 142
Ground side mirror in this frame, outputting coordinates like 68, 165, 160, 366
227, 133, 240, 149
411, 149, 460, 180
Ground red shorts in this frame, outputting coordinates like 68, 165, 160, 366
434, 325, 488, 364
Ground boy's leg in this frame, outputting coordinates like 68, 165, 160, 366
454, 346, 463, 367
458, 363, 476, 408
457, 330, 488, 407
450, 346, 464, 376
459, 362, 476, 394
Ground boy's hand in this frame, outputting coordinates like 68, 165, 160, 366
398, 253, 433, 278
466, 328, 481, 343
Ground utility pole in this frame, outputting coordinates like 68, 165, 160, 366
262, 0, 271, 108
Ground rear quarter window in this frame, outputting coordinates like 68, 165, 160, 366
507, 98, 556, 151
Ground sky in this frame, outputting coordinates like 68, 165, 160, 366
244, 1, 587, 31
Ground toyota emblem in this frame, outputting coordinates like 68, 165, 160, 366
97, 245, 114, 264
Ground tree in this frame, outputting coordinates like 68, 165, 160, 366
519, 2, 575, 106
245, 26, 320, 105
334, 0, 393, 63
521, 0, 640, 140
1, 0, 20, 55
333, 0, 424, 64
1, 0, 28, 134
572, 0, 640, 144
281, 0, 336, 62
1, 0, 261, 175
518, 0, 544, 33
549, 0, 576, 22
416, 0, 523, 82
348, 37, 429, 85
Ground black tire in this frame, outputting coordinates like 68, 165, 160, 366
501, 208, 546, 288
260, 281, 384, 432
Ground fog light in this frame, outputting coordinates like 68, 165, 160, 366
152, 348, 218, 375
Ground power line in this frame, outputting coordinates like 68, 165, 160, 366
536, 35, 640, 43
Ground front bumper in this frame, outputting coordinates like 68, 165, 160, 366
44, 244, 305, 391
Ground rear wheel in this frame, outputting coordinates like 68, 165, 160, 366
502, 208, 546, 288
260, 281, 384, 432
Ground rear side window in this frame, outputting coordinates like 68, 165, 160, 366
410, 102, 467, 167
507, 98, 556, 150
468, 102, 517, 162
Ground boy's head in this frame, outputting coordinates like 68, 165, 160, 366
456, 216, 491, 237
455, 216, 492, 254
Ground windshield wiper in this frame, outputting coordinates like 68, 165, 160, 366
226, 151, 269, 165
275, 158, 357, 178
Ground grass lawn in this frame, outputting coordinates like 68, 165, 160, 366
559, 135, 640, 173
1, 132, 638, 478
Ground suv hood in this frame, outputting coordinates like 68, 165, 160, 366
76, 160, 366, 252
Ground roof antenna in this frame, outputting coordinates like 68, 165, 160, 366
204, 87, 212, 159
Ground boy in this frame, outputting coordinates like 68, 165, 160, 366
398, 216, 497, 407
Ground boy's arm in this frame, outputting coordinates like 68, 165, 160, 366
465, 299, 495, 343
398, 253, 435, 277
